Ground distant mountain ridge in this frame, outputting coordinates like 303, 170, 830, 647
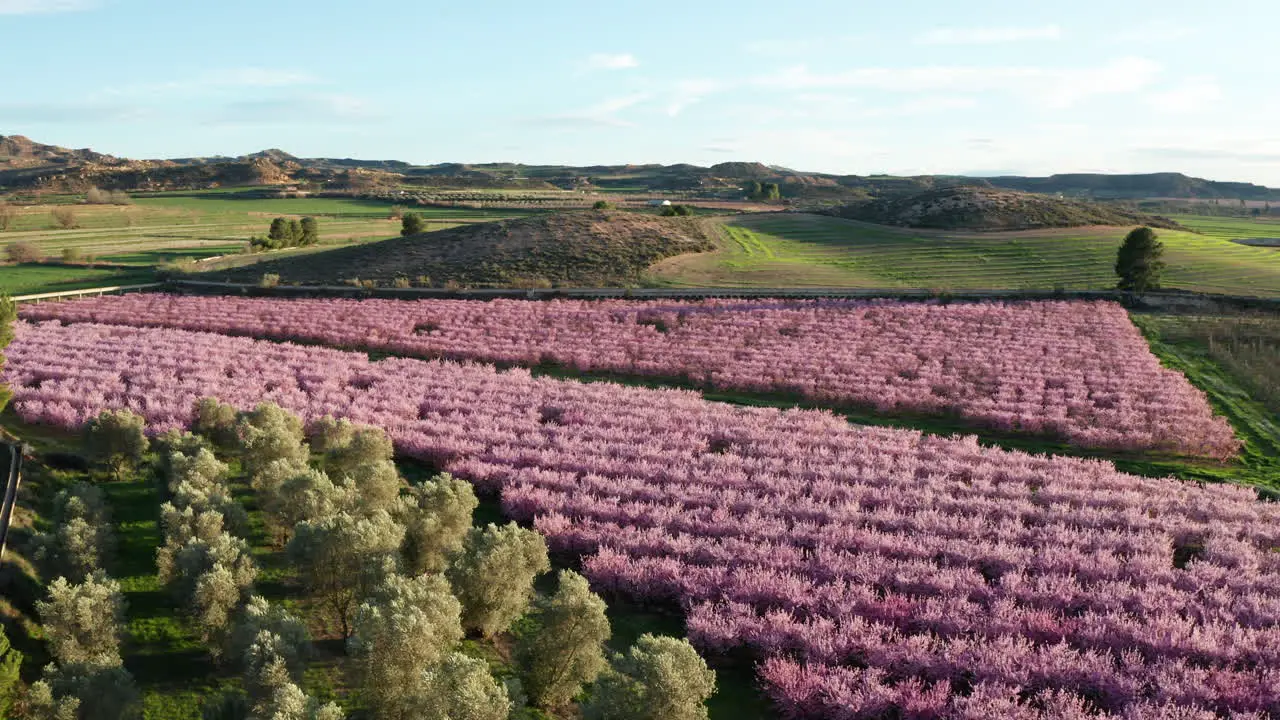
2, 133, 1277, 200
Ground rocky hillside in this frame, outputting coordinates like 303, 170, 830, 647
830, 186, 1186, 231
203, 211, 714, 287
0, 135, 116, 169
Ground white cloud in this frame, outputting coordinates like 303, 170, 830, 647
99, 68, 318, 98
1111, 21, 1195, 44
1147, 75, 1222, 113
210, 93, 380, 125
583, 53, 639, 71
754, 57, 1161, 109
916, 25, 1063, 45
0, 0, 94, 14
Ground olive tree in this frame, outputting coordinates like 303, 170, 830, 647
348, 573, 464, 719
192, 398, 239, 449
320, 423, 401, 514
238, 403, 309, 476
287, 510, 405, 636
242, 631, 344, 720
582, 635, 716, 720
84, 409, 149, 480
517, 570, 611, 707
34, 482, 115, 582
402, 653, 510, 720
37, 573, 127, 667
447, 523, 549, 638
229, 596, 313, 681
396, 473, 478, 575
158, 532, 257, 648
27, 663, 140, 720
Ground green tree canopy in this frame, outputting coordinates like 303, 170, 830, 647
300, 216, 319, 245
447, 523, 550, 638
517, 570, 611, 708
84, 409, 149, 480
583, 634, 716, 720
401, 213, 428, 236
1115, 226, 1166, 294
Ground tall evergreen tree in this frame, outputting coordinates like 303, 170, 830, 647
1115, 226, 1166, 294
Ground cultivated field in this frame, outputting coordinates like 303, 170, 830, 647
23, 295, 1238, 456
0, 190, 530, 295
649, 213, 1280, 296
2, 315, 1278, 718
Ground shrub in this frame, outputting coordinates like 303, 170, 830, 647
61, 246, 84, 263
660, 204, 693, 217
260, 273, 281, 288
517, 570, 611, 707
401, 213, 427, 236
446, 523, 550, 638
268, 218, 291, 246
6, 240, 43, 263
300, 217, 319, 246
582, 634, 716, 720
84, 408, 149, 480
592, 200, 613, 210
0, 201, 15, 231
51, 206, 78, 229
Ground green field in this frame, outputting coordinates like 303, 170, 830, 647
0, 190, 534, 295
1171, 214, 1280, 242
648, 213, 1280, 296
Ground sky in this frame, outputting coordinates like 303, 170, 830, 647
3, 0, 1279, 185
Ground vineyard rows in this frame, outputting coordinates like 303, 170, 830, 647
4, 320, 1277, 718
21, 294, 1239, 458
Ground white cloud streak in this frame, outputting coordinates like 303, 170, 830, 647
0, 0, 95, 14
583, 53, 639, 71
916, 25, 1063, 45
754, 57, 1161, 109
529, 93, 651, 128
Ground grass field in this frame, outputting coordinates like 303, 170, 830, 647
648, 213, 1280, 296
0, 190, 534, 295
1171, 214, 1280, 242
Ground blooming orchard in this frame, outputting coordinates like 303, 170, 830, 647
5, 320, 1277, 718
20, 295, 1238, 457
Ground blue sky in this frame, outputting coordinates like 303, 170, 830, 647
3, 0, 1279, 184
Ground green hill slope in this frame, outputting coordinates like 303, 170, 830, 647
647, 213, 1280, 296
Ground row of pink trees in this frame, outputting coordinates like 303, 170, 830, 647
20, 294, 1240, 458
3, 320, 1276, 717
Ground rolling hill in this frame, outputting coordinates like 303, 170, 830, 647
829, 187, 1185, 231
647, 213, 1280, 296
201, 211, 714, 287
4, 133, 1279, 202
